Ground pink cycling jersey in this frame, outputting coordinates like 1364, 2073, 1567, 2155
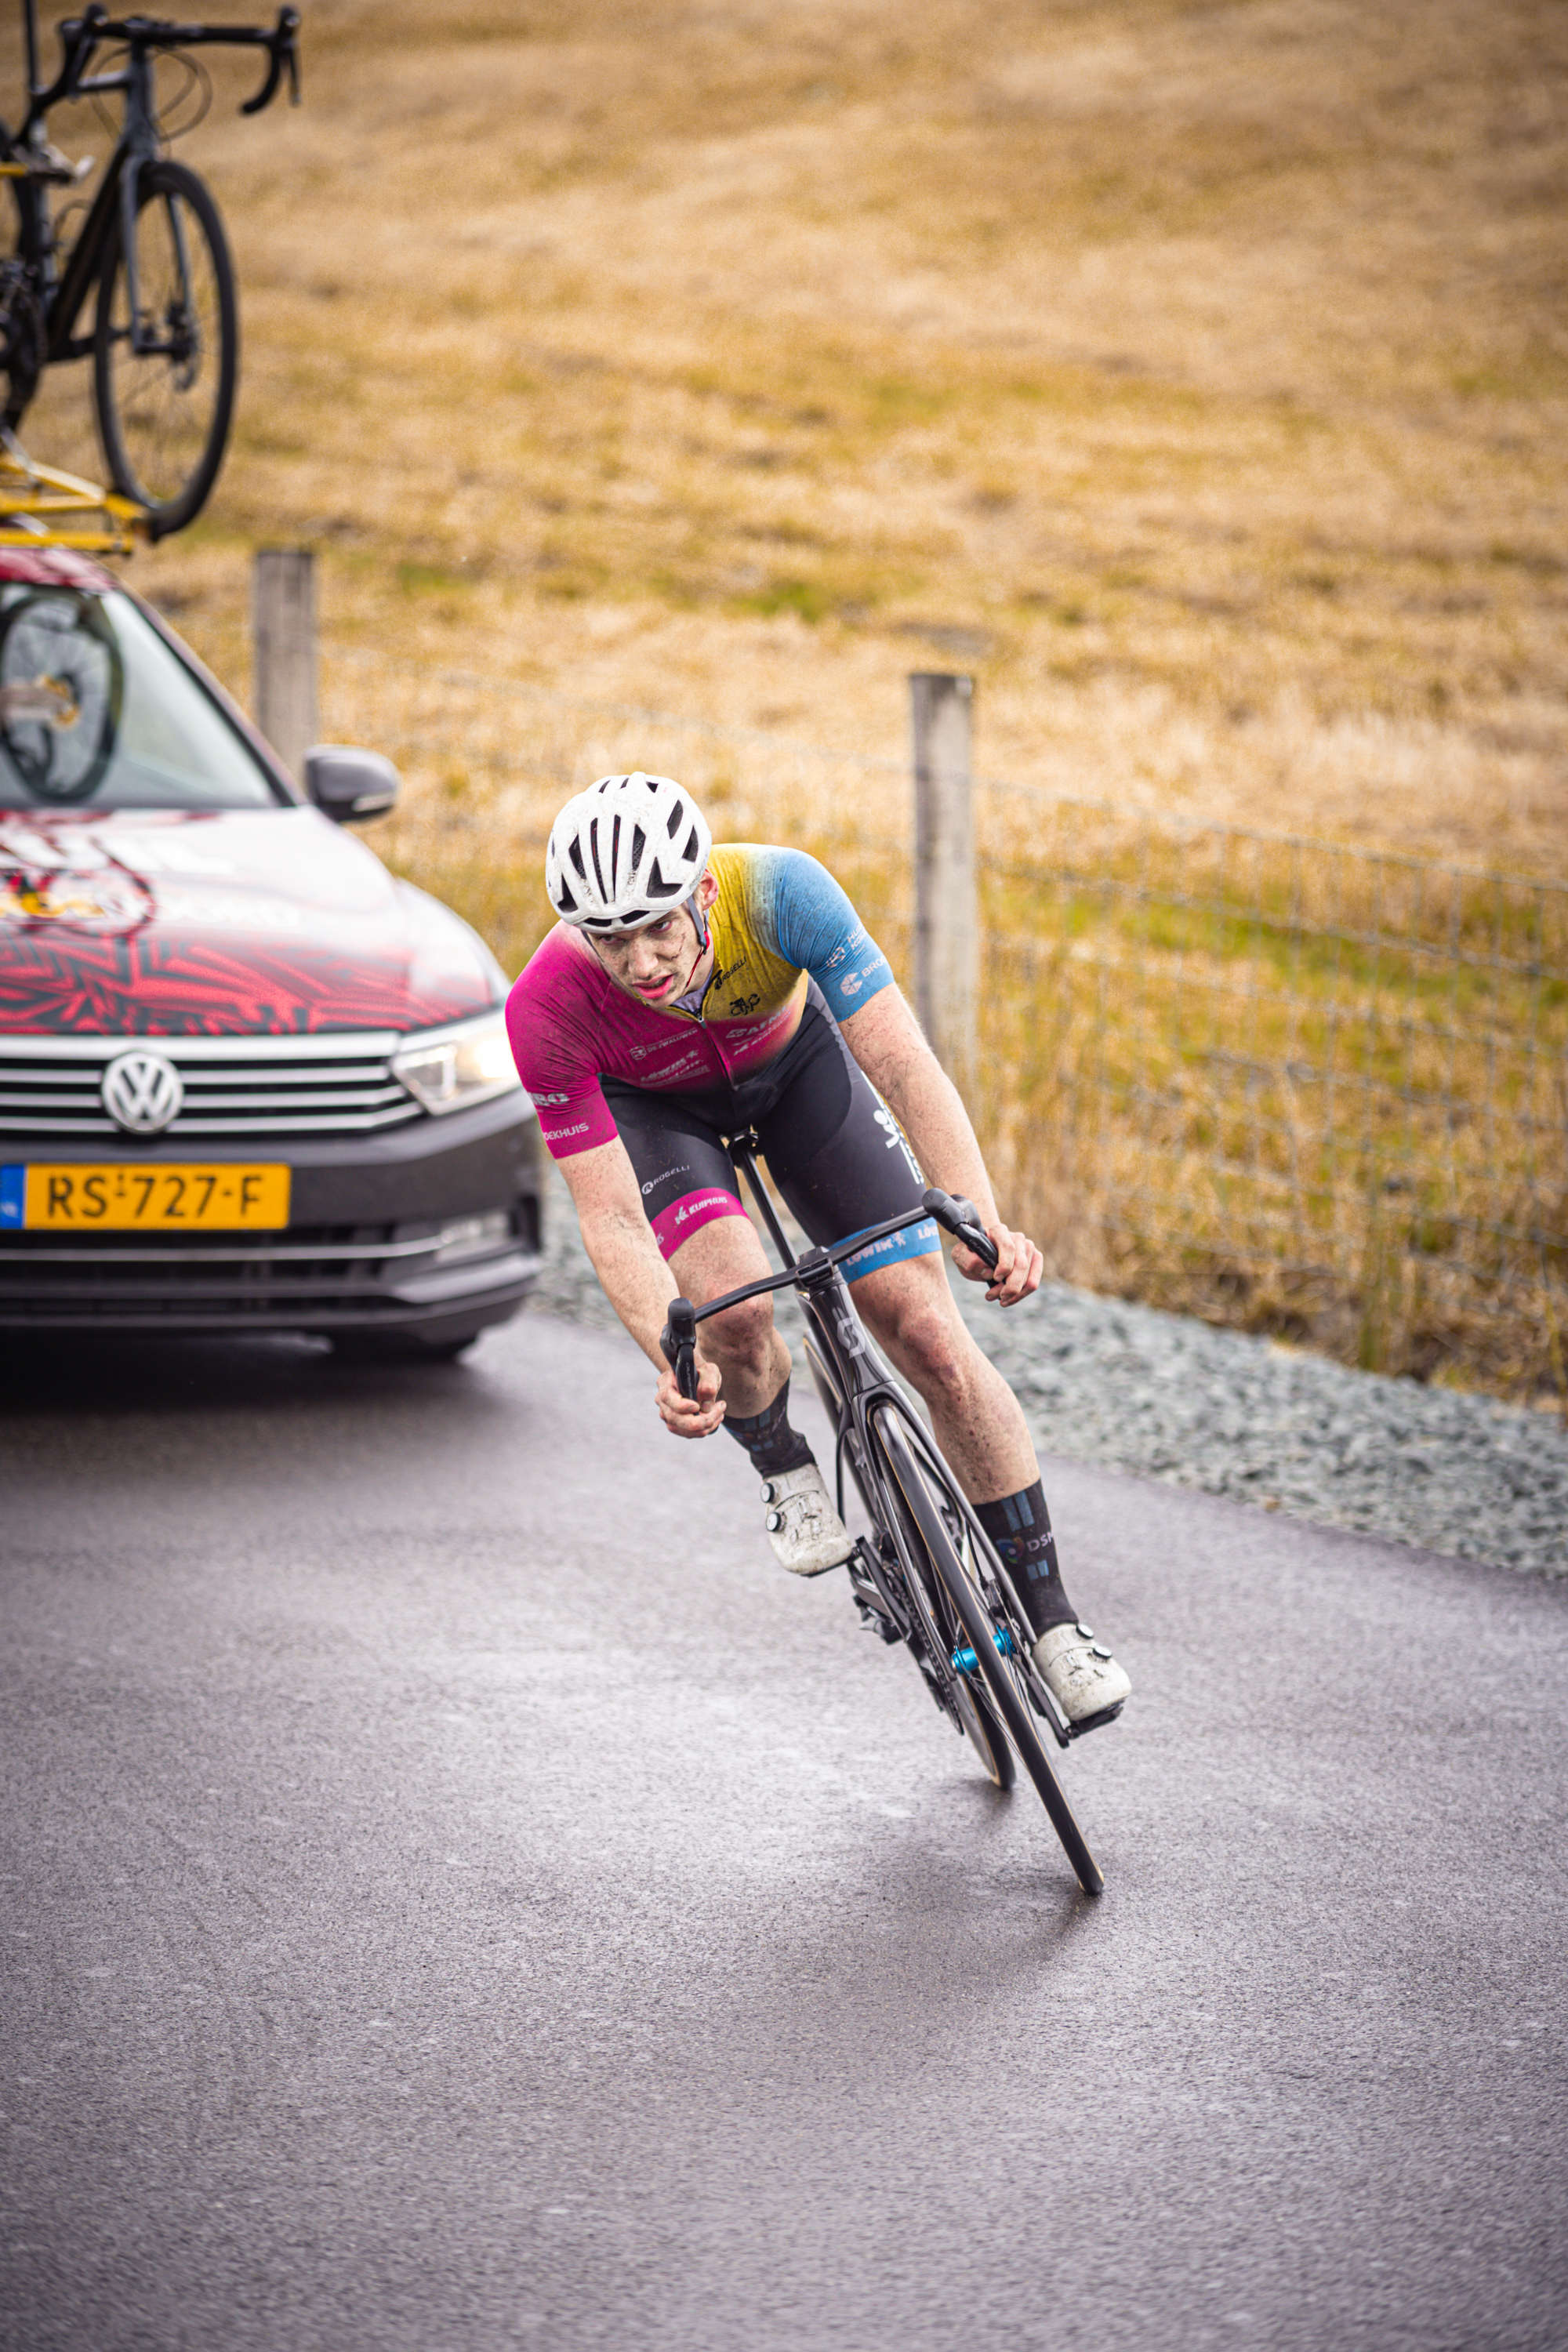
506, 843, 895, 1159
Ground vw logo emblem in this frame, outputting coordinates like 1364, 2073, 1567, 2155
101, 1049, 183, 1137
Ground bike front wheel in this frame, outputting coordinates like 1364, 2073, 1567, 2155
952, 1675, 1016, 1790
877, 1410, 1104, 1895
93, 160, 238, 539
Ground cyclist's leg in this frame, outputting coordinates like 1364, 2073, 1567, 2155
848, 1265, 1129, 1721
749, 993, 1032, 1489
604, 1079, 849, 1569
601, 1080, 786, 1417
846, 1250, 1034, 1497
755, 993, 1131, 1714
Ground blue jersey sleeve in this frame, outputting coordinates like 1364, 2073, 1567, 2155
764, 848, 896, 1021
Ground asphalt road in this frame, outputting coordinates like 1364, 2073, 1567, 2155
2, 1311, 1566, 2352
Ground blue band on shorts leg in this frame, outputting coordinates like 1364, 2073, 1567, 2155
835, 1214, 942, 1283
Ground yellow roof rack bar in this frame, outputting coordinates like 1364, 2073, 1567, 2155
0, 435, 148, 557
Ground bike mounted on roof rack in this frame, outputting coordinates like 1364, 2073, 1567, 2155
0, 0, 299, 549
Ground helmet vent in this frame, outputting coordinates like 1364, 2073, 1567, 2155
545, 771, 711, 930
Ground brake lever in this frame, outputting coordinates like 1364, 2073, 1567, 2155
240, 6, 299, 114
920, 1186, 1000, 1272
659, 1296, 700, 1401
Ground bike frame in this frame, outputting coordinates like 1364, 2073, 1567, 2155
670, 1134, 1079, 1751
3, 1, 297, 365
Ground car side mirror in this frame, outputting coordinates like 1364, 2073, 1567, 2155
304, 744, 401, 824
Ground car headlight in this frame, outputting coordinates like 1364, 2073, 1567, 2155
392, 1011, 523, 1116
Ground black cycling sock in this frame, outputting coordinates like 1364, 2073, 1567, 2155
724, 1376, 816, 1479
976, 1481, 1076, 1636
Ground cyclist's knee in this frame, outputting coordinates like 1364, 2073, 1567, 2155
877, 1294, 967, 1391
702, 1290, 775, 1371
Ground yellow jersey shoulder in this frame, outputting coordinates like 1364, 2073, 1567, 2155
705, 844, 803, 1020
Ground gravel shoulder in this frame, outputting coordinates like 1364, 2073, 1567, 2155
528, 1167, 1567, 1581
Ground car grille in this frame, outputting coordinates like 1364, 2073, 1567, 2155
0, 1032, 423, 1142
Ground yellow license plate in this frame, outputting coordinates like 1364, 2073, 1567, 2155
17, 1163, 291, 1231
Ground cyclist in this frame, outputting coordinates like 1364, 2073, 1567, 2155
506, 771, 1131, 1728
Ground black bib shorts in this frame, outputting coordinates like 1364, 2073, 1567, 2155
603, 981, 941, 1282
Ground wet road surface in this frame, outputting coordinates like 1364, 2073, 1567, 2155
2, 1313, 1566, 2351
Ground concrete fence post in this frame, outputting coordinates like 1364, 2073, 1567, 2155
252, 548, 318, 783
909, 670, 976, 1090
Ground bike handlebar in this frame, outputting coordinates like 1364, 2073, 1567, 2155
656, 1188, 1001, 1388
238, 7, 300, 114
46, 5, 300, 116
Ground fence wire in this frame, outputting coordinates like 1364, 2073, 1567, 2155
322, 644, 1568, 1396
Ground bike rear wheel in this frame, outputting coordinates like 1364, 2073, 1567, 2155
877, 1410, 1104, 1894
93, 160, 238, 539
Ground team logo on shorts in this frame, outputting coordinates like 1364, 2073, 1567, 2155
873, 1105, 924, 1182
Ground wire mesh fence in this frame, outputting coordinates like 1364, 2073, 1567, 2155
322, 643, 1568, 1399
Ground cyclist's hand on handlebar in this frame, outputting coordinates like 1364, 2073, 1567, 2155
953, 1220, 1043, 1306
655, 1353, 726, 1438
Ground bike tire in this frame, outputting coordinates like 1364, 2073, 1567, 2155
951, 1674, 1017, 1791
93, 159, 238, 539
877, 1410, 1105, 1894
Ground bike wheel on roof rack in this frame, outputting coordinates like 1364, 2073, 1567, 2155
93, 159, 238, 539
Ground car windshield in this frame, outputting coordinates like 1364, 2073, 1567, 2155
0, 583, 281, 811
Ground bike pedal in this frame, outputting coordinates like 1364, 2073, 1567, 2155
1064, 1700, 1126, 1740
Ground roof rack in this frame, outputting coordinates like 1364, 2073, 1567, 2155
0, 433, 146, 557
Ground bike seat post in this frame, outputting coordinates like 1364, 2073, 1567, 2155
728, 1130, 797, 1269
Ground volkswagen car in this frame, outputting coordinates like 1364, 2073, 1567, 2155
0, 549, 541, 1355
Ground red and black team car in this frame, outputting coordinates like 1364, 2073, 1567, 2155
0, 549, 541, 1355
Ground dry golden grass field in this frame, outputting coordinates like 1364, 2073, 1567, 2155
10, 0, 1566, 862
4, 0, 1565, 1392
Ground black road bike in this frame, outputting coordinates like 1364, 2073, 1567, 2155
661, 1134, 1109, 1896
1, 0, 299, 534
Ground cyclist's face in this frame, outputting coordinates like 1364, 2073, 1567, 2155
588, 906, 703, 1004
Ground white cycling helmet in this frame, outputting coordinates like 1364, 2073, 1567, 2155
545, 771, 713, 935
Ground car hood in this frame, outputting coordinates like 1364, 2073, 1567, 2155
0, 807, 503, 1036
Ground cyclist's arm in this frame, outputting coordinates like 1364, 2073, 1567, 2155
554, 1135, 726, 1432
837, 983, 1043, 1305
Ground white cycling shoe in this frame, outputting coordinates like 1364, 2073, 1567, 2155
1031, 1621, 1131, 1725
760, 1463, 855, 1577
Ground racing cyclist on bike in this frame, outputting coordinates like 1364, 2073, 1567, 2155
506, 771, 1131, 1728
